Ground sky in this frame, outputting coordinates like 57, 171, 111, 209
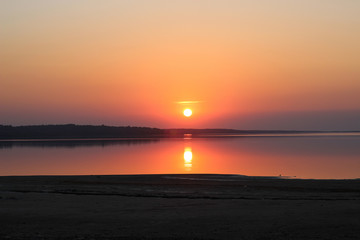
1, 0, 360, 130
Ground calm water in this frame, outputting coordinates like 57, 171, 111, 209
1, 135, 360, 179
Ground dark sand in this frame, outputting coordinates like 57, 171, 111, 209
0, 174, 359, 239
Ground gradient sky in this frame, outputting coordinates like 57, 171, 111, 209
1, 0, 360, 130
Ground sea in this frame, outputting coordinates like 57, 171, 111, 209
1, 133, 360, 179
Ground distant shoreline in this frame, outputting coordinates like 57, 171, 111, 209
1, 124, 359, 140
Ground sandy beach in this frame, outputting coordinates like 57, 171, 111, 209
0, 174, 359, 239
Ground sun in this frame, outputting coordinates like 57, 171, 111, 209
183, 109, 192, 117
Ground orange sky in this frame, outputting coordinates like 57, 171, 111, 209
1, 1, 360, 130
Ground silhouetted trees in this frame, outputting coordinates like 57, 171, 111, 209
0, 124, 316, 139
0, 124, 163, 139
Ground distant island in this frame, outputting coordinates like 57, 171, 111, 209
0, 124, 356, 140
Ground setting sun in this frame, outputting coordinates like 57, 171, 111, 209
1, 1, 360, 239
183, 109, 192, 117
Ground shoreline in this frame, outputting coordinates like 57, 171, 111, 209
1, 130, 360, 141
1, 174, 359, 239
0, 173, 359, 181
1, 174, 359, 200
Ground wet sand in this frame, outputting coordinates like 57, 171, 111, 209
0, 174, 359, 239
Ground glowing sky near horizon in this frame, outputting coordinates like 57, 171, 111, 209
1, 0, 360, 130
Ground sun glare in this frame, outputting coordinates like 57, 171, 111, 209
183, 109, 192, 117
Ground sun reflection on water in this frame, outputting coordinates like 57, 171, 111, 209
184, 147, 193, 170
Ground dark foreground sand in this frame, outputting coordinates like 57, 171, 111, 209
0, 174, 359, 239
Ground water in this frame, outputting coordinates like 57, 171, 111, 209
1, 135, 360, 179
